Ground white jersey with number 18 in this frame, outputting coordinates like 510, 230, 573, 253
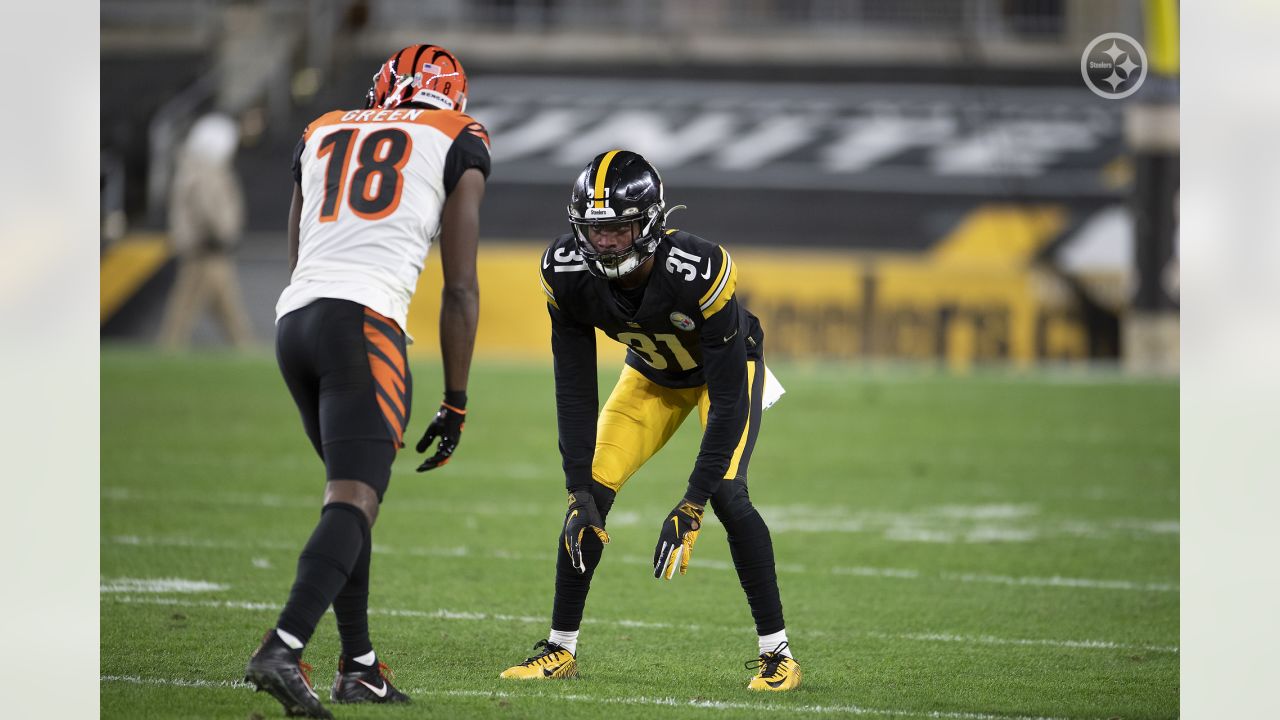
276, 106, 490, 333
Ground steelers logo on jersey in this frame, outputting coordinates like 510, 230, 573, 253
670, 311, 696, 332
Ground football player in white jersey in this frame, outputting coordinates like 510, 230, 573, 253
245, 44, 489, 719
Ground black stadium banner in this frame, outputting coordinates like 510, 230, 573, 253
468, 75, 1127, 251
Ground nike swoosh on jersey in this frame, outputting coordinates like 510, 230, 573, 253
701, 259, 713, 279
356, 678, 389, 697
722, 329, 738, 343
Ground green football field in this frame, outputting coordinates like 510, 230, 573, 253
101, 347, 1179, 719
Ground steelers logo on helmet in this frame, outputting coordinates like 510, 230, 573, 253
568, 150, 676, 280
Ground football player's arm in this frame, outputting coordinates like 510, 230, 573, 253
416, 126, 491, 471
651, 308, 746, 581
548, 302, 599, 491
685, 296, 750, 505
287, 184, 302, 272
438, 167, 485, 395
287, 135, 306, 272
653, 247, 743, 580
413, 168, 485, 471
550, 302, 607, 573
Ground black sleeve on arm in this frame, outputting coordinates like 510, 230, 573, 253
290, 136, 306, 187
685, 297, 750, 504
443, 123, 491, 195
549, 303, 599, 491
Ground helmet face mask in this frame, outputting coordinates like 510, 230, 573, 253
365, 44, 468, 111
567, 151, 667, 280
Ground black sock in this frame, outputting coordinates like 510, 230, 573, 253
276, 502, 368, 646
722, 508, 786, 635
550, 484, 616, 632
334, 520, 374, 660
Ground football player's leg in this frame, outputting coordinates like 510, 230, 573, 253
704, 359, 800, 690
500, 480, 614, 678
716, 515, 800, 691
550, 480, 617, 638
333, 520, 371, 657
250, 301, 408, 715
504, 367, 694, 679
275, 302, 403, 646
246, 302, 346, 719
276, 310, 323, 458
325, 306, 412, 703
553, 366, 695, 633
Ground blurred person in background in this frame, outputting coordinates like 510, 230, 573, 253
158, 112, 254, 350
243, 44, 489, 719
500, 150, 801, 691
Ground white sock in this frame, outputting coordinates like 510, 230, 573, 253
548, 629, 579, 656
352, 650, 377, 666
275, 628, 304, 650
758, 629, 791, 658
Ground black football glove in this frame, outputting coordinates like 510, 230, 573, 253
416, 400, 465, 471
653, 499, 704, 580
564, 491, 610, 573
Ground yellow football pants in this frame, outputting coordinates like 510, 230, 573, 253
591, 359, 761, 492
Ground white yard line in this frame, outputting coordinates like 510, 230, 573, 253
102, 674, 250, 689
866, 631, 1178, 654
830, 565, 922, 579
104, 595, 1175, 655
105, 534, 1178, 593
103, 488, 1178, 541
99, 675, 1094, 720
99, 577, 229, 593
422, 688, 1088, 720
941, 572, 1178, 593
106, 595, 697, 630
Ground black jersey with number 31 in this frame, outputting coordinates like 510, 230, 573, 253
540, 229, 764, 390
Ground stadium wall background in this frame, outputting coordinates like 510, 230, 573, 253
99, 199, 1105, 368
101, 203, 1104, 370
402, 238, 1091, 371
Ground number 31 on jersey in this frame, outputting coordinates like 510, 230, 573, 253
617, 332, 698, 371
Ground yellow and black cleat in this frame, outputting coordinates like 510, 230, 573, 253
499, 640, 579, 680
746, 642, 801, 691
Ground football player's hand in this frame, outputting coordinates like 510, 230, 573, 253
564, 491, 610, 573
653, 499, 704, 580
415, 401, 466, 471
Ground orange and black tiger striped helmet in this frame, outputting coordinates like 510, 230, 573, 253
365, 44, 468, 112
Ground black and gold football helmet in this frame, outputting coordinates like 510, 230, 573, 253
567, 150, 673, 280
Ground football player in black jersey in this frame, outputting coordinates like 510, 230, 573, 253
500, 150, 801, 690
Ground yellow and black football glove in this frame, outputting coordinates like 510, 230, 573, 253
564, 491, 610, 573
653, 499, 704, 580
